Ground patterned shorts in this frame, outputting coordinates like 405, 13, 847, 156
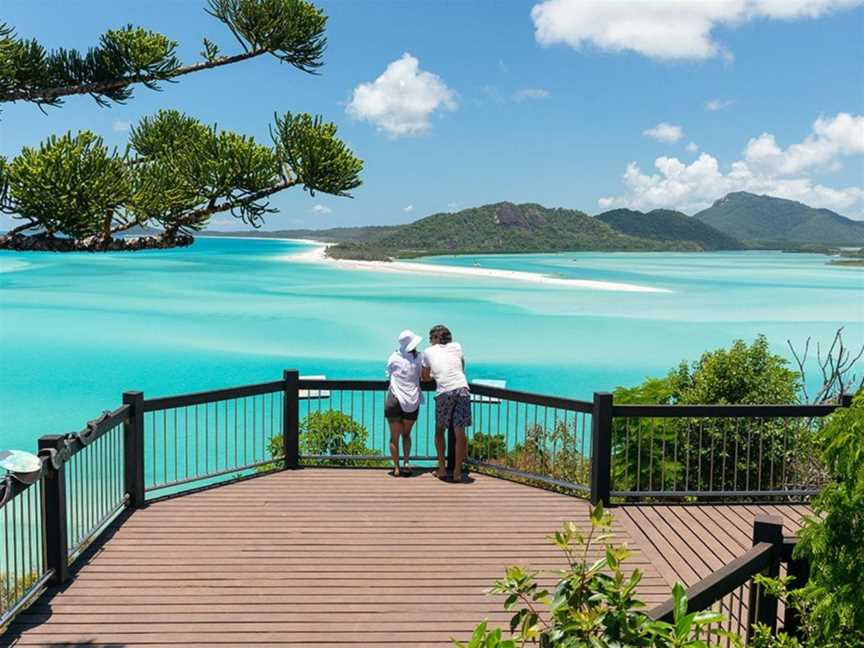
435, 388, 472, 429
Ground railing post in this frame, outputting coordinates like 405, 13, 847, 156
123, 391, 146, 508
590, 392, 613, 506
839, 392, 853, 407
783, 541, 810, 639
747, 515, 783, 638
283, 370, 300, 469
38, 435, 69, 585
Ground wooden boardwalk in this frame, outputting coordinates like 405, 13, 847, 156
2, 469, 808, 647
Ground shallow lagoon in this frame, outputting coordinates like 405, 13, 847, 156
1, 238, 861, 454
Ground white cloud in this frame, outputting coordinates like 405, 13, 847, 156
531, 0, 863, 61
403, 204, 414, 213
600, 113, 864, 215
744, 113, 864, 175
643, 122, 684, 143
346, 53, 457, 137
311, 204, 332, 215
112, 120, 131, 132
706, 98, 734, 112
514, 88, 551, 102
447, 202, 460, 212
686, 142, 700, 153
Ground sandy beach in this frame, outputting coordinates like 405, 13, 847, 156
282, 240, 672, 293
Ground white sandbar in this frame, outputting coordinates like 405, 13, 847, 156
280, 240, 671, 293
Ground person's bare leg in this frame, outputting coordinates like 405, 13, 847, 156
434, 426, 446, 477
452, 427, 467, 481
388, 419, 402, 475
401, 419, 414, 472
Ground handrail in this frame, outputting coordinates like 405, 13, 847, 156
647, 542, 775, 622
470, 383, 593, 413
613, 403, 840, 418
142, 379, 284, 411
294, 378, 595, 413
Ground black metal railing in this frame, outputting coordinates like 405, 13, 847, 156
1, 404, 132, 629
648, 515, 808, 645
140, 380, 286, 494
0, 371, 852, 631
465, 384, 594, 493
0, 468, 48, 630
589, 394, 852, 504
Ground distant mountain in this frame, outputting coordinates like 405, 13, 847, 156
595, 208, 744, 251
327, 202, 703, 260
200, 225, 399, 243
694, 192, 864, 246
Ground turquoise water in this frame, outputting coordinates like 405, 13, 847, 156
1, 238, 862, 454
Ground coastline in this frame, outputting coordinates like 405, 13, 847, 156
282, 240, 672, 293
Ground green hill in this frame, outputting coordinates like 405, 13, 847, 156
595, 208, 744, 250
326, 202, 704, 260
694, 192, 864, 246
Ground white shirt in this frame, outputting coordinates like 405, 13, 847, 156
422, 342, 468, 395
386, 350, 423, 412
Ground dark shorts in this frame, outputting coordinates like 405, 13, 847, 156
384, 391, 419, 422
435, 387, 472, 429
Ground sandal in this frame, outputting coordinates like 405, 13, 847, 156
402, 463, 413, 476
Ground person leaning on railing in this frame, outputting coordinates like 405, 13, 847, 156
385, 329, 424, 476
421, 324, 472, 483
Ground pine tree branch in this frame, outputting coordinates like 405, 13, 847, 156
1, 49, 268, 105
0, 219, 40, 239
174, 178, 301, 227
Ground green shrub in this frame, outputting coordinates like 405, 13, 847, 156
468, 422, 590, 489
751, 391, 864, 648
264, 409, 382, 468
612, 335, 810, 494
454, 504, 736, 647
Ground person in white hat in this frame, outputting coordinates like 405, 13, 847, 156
385, 329, 424, 476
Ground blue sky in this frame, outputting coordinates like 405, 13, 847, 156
2, 0, 863, 230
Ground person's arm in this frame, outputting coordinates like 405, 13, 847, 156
421, 349, 432, 381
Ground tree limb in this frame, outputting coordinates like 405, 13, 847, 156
1, 49, 267, 105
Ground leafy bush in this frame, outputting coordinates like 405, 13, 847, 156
612, 336, 811, 494
454, 504, 736, 647
264, 409, 382, 468
750, 391, 864, 648
468, 422, 590, 489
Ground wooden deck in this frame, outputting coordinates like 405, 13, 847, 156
2, 469, 809, 647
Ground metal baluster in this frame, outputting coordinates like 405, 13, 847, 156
185, 407, 190, 481
746, 419, 752, 492
757, 418, 764, 491
685, 421, 691, 492
151, 413, 157, 488
195, 404, 200, 477
215, 399, 220, 472
638, 418, 645, 491
163, 409, 167, 487
206, 401, 210, 475
12, 490, 19, 600
649, 418, 655, 491
173, 409, 178, 483
225, 400, 230, 471
697, 420, 703, 491
721, 419, 728, 492
660, 417, 667, 491
3, 503, 10, 608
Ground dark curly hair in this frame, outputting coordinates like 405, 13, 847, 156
429, 324, 452, 345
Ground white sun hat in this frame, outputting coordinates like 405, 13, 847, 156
398, 329, 422, 353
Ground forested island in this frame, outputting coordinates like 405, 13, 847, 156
203, 192, 864, 262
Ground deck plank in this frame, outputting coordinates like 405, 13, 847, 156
2, 470, 811, 646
